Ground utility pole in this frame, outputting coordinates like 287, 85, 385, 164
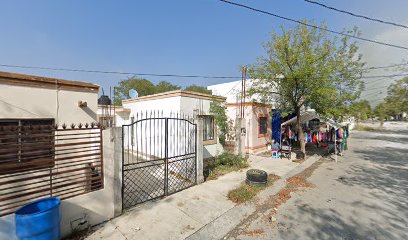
240, 66, 247, 118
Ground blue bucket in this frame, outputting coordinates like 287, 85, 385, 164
15, 197, 61, 240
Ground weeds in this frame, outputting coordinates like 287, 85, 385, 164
206, 152, 249, 180
227, 174, 280, 204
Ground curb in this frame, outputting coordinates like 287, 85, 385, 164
185, 154, 322, 240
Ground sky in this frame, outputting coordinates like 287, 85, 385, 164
0, 0, 407, 105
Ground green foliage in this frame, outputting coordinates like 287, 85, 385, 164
114, 77, 212, 105
350, 100, 372, 121
209, 100, 229, 145
206, 152, 249, 180
371, 77, 408, 124
247, 20, 365, 154
384, 77, 408, 114
227, 174, 280, 204
184, 84, 212, 95
215, 152, 247, 167
114, 76, 156, 105
155, 81, 181, 93
353, 125, 379, 132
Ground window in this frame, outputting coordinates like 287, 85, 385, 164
259, 117, 268, 135
202, 115, 215, 141
0, 119, 54, 174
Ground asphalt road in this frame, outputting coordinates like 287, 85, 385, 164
229, 123, 408, 240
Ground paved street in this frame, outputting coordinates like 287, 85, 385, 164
227, 123, 408, 240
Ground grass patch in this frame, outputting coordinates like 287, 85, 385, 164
353, 125, 382, 132
206, 152, 249, 180
227, 174, 280, 204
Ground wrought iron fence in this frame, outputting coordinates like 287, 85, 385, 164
122, 111, 197, 210
0, 123, 103, 216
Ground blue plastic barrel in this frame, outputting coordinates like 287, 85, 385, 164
15, 197, 61, 240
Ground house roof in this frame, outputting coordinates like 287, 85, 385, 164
0, 71, 99, 93
225, 102, 272, 108
97, 105, 131, 112
122, 90, 226, 104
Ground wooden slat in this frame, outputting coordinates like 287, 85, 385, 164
0, 127, 103, 217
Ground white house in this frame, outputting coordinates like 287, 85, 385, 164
118, 90, 226, 159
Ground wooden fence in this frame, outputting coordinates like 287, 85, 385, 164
0, 123, 103, 216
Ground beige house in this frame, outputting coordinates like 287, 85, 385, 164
0, 71, 120, 239
0, 71, 99, 124
208, 80, 275, 154
224, 102, 272, 154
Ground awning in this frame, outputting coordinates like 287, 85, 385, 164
281, 111, 341, 129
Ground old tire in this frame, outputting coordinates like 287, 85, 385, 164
246, 169, 267, 186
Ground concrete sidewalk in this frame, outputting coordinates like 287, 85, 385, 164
86, 155, 314, 240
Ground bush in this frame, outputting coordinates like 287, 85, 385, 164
205, 152, 248, 181
215, 152, 247, 167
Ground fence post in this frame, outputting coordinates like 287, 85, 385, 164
195, 116, 204, 184
235, 118, 242, 156
164, 118, 169, 195
111, 127, 123, 217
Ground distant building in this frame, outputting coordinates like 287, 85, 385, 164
208, 79, 278, 154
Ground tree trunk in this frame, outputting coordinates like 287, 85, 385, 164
296, 108, 306, 158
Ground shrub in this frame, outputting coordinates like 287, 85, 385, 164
215, 152, 247, 167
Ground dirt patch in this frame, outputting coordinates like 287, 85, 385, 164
63, 227, 95, 240
265, 159, 323, 218
292, 158, 305, 163
240, 228, 265, 236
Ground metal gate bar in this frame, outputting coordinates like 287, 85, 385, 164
122, 115, 197, 210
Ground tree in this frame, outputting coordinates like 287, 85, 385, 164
185, 85, 212, 95
114, 77, 215, 105
209, 99, 229, 146
384, 77, 408, 115
248, 21, 364, 156
374, 102, 388, 126
350, 100, 372, 124
155, 81, 181, 93
114, 76, 156, 105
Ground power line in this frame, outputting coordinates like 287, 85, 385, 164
362, 73, 408, 79
0, 64, 240, 79
219, 0, 408, 51
1, 62, 407, 83
364, 62, 408, 70
304, 0, 408, 29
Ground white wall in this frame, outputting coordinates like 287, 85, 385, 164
180, 96, 211, 116
123, 96, 182, 118
0, 84, 98, 124
208, 79, 278, 107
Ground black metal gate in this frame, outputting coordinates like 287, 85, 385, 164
122, 115, 197, 210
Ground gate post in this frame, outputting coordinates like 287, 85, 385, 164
195, 116, 204, 184
111, 127, 123, 216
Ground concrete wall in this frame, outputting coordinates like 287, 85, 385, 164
246, 105, 272, 153
0, 128, 122, 239
0, 84, 98, 124
225, 104, 272, 154
123, 96, 182, 118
